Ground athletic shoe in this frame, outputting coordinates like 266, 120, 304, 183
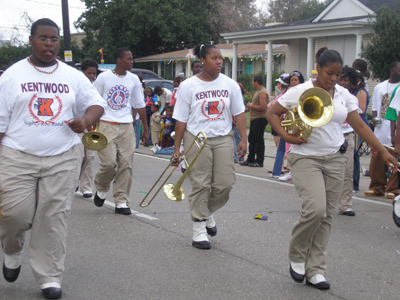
279, 172, 292, 181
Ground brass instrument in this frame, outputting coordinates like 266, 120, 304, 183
383, 145, 400, 170
82, 122, 108, 151
281, 87, 334, 139
139, 132, 207, 207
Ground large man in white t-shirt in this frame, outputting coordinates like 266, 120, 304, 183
365, 62, 400, 199
0, 18, 105, 299
93, 48, 148, 215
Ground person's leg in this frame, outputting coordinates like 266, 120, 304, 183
254, 118, 267, 165
272, 137, 285, 176
288, 154, 327, 266
94, 122, 118, 196
338, 133, 354, 213
155, 146, 174, 155
134, 120, 141, 148
29, 145, 81, 285
183, 131, 213, 221
207, 132, 236, 213
79, 146, 94, 195
305, 152, 346, 279
0, 146, 39, 271
232, 125, 240, 162
246, 120, 256, 163
368, 152, 388, 192
113, 123, 135, 206
385, 149, 400, 194
353, 147, 360, 191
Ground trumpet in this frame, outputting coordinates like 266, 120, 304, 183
281, 87, 334, 139
82, 122, 108, 151
139, 132, 207, 207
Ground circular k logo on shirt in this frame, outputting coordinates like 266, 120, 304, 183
28, 94, 63, 124
107, 85, 129, 110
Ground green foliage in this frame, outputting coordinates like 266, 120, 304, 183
76, 0, 211, 62
0, 43, 31, 70
363, 4, 400, 81
266, 0, 328, 23
58, 38, 86, 67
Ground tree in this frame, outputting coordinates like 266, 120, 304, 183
263, 0, 328, 23
75, 0, 265, 62
0, 43, 31, 70
362, 4, 400, 81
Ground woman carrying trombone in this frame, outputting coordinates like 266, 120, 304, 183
172, 44, 247, 250
267, 47, 397, 289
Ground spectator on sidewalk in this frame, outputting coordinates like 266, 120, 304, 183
240, 75, 268, 167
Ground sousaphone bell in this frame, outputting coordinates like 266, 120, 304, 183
82, 122, 108, 151
281, 87, 334, 139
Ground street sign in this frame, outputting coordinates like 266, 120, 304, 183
64, 50, 73, 62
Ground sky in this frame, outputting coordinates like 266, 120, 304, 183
0, 0, 87, 43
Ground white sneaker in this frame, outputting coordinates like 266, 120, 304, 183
269, 174, 279, 178
206, 215, 217, 236
116, 203, 129, 208
279, 172, 292, 181
156, 145, 161, 151
151, 147, 157, 154
307, 274, 326, 285
40, 282, 61, 289
290, 261, 305, 275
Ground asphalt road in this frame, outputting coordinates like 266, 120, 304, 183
1, 138, 399, 300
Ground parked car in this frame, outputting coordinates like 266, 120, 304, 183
144, 79, 174, 92
130, 68, 163, 80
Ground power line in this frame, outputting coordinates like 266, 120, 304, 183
24, 0, 86, 9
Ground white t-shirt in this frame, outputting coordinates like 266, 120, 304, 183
0, 58, 106, 156
157, 88, 172, 108
371, 80, 399, 145
173, 74, 245, 138
278, 79, 359, 156
389, 87, 400, 117
94, 70, 145, 123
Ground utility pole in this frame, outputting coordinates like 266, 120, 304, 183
61, 0, 73, 66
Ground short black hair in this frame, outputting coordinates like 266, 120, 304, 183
152, 103, 160, 110
341, 65, 359, 87
173, 76, 182, 83
81, 58, 98, 71
31, 18, 60, 36
191, 60, 202, 68
154, 86, 162, 94
289, 71, 305, 84
113, 47, 130, 62
389, 61, 400, 71
253, 75, 264, 86
165, 106, 173, 111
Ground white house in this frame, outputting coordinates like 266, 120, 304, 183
221, 0, 397, 94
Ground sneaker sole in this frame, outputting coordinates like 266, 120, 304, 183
192, 241, 211, 249
206, 226, 217, 237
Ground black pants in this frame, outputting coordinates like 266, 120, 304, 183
247, 118, 268, 164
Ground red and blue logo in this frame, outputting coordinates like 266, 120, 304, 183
107, 85, 129, 110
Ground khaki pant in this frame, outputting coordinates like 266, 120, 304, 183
288, 151, 346, 279
78, 134, 94, 193
94, 121, 135, 206
0, 145, 81, 285
183, 131, 235, 221
338, 132, 354, 213
368, 148, 400, 194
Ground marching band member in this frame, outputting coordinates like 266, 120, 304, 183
0, 18, 105, 299
172, 44, 247, 249
267, 47, 397, 289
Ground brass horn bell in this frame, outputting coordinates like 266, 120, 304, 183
281, 87, 334, 139
82, 122, 108, 151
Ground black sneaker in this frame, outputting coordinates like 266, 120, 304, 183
115, 207, 131, 215
94, 192, 105, 207
3, 260, 21, 283
41, 287, 62, 299
248, 162, 263, 167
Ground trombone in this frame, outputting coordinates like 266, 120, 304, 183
139, 132, 207, 207
82, 122, 108, 151
281, 87, 334, 139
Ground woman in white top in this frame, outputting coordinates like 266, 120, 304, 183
173, 44, 247, 250
267, 47, 397, 289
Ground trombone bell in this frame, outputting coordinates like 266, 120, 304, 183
163, 184, 185, 201
82, 122, 108, 151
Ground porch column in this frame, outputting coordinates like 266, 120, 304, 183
157, 62, 162, 76
266, 40, 273, 95
307, 37, 314, 78
356, 34, 362, 58
232, 43, 238, 81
